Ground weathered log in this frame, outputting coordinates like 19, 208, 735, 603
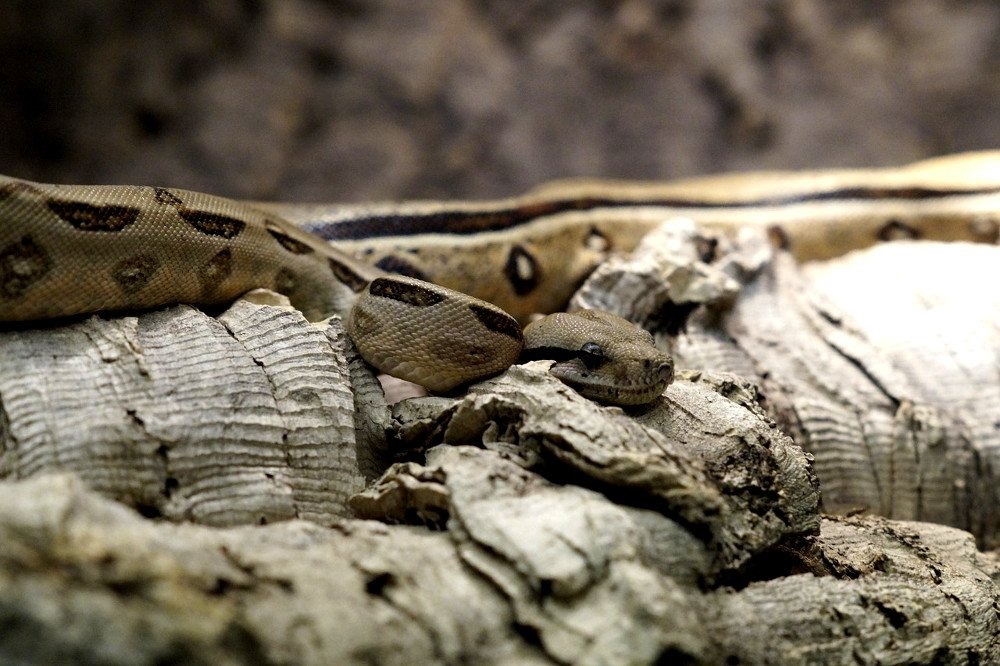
361, 363, 820, 577
575, 222, 1000, 548
699, 516, 1000, 664
2, 230, 999, 664
0, 296, 379, 525
1, 465, 996, 663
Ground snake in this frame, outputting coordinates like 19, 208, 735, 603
1, 151, 999, 405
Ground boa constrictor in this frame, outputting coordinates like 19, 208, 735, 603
2, 151, 999, 405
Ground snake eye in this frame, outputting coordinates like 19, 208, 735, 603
579, 341, 605, 368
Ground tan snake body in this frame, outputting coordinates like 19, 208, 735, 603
2, 151, 999, 404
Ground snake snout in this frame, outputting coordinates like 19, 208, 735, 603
653, 356, 674, 384
522, 309, 677, 406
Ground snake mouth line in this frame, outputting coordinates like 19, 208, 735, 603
554, 373, 669, 406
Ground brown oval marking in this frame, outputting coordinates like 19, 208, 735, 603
968, 216, 999, 243
0, 236, 52, 298
266, 223, 314, 255
369, 277, 444, 307
153, 187, 184, 207
328, 257, 369, 293
877, 219, 921, 241
374, 255, 429, 281
585, 227, 610, 253
0, 180, 43, 202
47, 200, 141, 232
468, 303, 523, 343
178, 208, 245, 238
198, 248, 233, 295
111, 254, 159, 294
504, 245, 539, 296
766, 224, 791, 250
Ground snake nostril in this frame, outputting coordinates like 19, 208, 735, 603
658, 362, 674, 381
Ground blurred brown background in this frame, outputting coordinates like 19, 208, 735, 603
1, 0, 998, 202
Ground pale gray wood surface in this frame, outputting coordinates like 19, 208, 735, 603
1, 233, 998, 664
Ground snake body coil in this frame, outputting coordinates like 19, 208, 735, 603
2, 151, 999, 404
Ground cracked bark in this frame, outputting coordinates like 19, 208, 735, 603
0, 297, 373, 526
1, 228, 999, 664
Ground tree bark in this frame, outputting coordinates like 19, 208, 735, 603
1, 231, 999, 664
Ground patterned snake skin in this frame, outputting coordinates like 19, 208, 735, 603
2, 151, 998, 403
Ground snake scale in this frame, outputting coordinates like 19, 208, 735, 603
2, 151, 999, 405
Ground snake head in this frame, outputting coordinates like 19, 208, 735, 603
521, 310, 674, 406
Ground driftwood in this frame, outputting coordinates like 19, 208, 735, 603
575, 222, 1000, 548
0, 295, 385, 525
1, 226, 999, 664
